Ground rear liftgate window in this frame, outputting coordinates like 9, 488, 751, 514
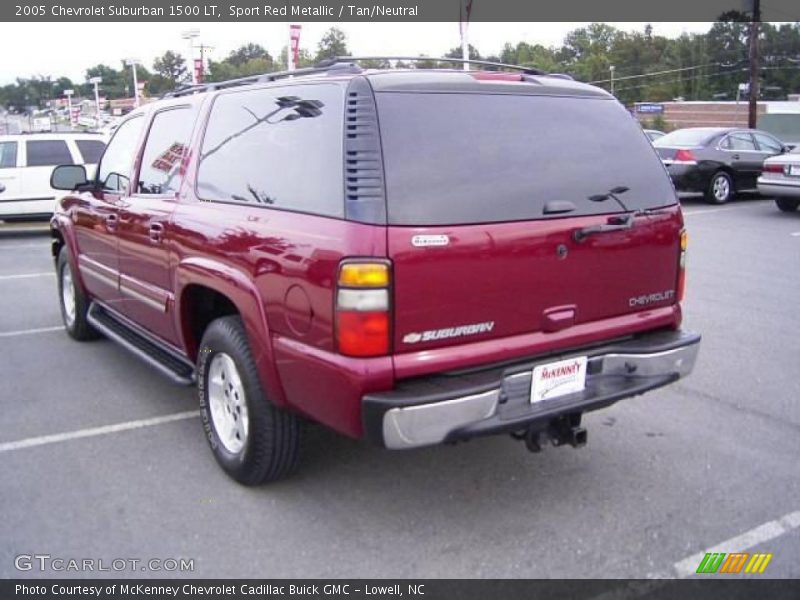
197, 84, 344, 218
376, 93, 676, 226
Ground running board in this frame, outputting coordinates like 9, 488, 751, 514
87, 302, 195, 386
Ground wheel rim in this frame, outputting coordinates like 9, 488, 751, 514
713, 175, 730, 201
208, 353, 249, 454
61, 264, 76, 327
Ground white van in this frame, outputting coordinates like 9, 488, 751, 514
0, 133, 106, 221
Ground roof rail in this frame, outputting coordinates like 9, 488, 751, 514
163, 61, 362, 98
323, 55, 548, 76
161, 55, 550, 99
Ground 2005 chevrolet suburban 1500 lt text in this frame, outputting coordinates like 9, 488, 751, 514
49, 59, 700, 485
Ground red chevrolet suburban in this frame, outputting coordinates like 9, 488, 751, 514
49, 59, 700, 485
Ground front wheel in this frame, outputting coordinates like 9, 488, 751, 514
775, 197, 800, 212
198, 316, 302, 485
57, 246, 98, 341
706, 171, 734, 204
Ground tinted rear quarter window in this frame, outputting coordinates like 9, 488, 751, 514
26, 140, 73, 167
376, 93, 676, 226
197, 83, 343, 217
75, 139, 106, 164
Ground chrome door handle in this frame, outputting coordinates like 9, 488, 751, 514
149, 222, 164, 243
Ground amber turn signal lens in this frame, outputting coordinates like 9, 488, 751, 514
680, 230, 688, 252
338, 262, 390, 288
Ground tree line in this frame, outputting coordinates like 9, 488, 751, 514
1, 19, 798, 113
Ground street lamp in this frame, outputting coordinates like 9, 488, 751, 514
88, 76, 102, 128
63, 89, 74, 128
181, 29, 200, 84
610, 65, 616, 96
125, 58, 141, 107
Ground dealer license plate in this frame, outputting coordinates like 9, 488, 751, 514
789, 165, 800, 177
530, 356, 588, 404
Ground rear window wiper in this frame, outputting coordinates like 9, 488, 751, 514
574, 186, 635, 242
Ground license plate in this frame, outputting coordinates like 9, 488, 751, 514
530, 356, 588, 404
789, 165, 800, 177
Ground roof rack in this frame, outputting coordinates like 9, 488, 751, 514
163, 61, 362, 98
323, 56, 548, 75
162, 55, 550, 99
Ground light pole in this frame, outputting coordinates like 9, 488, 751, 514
125, 58, 141, 107
63, 89, 74, 129
610, 65, 616, 96
182, 29, 200, 84
88, 76, 102, 128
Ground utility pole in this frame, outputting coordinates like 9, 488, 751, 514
748, 0, 761, 129
610, 65, 616, 96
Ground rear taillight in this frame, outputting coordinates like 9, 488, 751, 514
763, 163, 785, 174
674, 149, 697, 164
335, 261, 391, 357
677, 230, 688, 302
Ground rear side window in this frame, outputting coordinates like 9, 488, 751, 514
75, 139, 106, 164
0, 141, 17, 168
26, 140, 73, 167
137, 107, 197, 195
376, 93, 676, 226
197, 83, 344, 217
723, 133, 756, 151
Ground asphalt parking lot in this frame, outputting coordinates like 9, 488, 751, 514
0, 197, 798, 580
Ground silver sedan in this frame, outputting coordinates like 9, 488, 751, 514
758, 147, 800, 212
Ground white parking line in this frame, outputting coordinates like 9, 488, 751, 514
0, 411, 200, 454
683, 207, 739, 216
0, 272, 54, 280
673, 510, 800, 578
0, 325, 63, 338
0, 243, 50, 250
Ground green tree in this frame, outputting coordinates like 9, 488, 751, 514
226, 43, 273, 68
315, 27, 349, 62
153, 51, 188, 85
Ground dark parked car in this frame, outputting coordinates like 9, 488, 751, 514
654, 127, 790, 203
49, 59, 700, 485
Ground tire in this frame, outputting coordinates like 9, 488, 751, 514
198, 316, 302, 485
57, 246, 98, 341
775, 197, 800, 212
705, 171, 734, 204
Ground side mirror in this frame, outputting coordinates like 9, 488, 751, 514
51, 164, 89, 191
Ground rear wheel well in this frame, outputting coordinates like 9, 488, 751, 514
181, 285, 239, 361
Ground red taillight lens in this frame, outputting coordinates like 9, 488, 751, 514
335, 260, 391, 358
336, 311, 390, 357
763, 163, 784, 173
674, 149, 697, 163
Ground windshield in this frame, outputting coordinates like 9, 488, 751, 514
654, 129, 719, 148
376, 93, 676, 226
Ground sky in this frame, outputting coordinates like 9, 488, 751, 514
0, 22, 715, 85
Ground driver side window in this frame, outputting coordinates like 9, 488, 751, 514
97, 116, 145, 193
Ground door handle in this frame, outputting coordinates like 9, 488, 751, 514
731, 154, 740, 160
105, 213, 118, 230
0, 183, 5, 193
149, 222, 164, 243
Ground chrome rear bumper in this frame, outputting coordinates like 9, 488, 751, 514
364, 330, 700, 449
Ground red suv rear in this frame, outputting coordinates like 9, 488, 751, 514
50, 60, 700, 485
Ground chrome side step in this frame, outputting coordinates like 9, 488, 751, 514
87, 302, 195, 386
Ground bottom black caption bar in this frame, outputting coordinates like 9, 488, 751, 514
4, 580, 800, 600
